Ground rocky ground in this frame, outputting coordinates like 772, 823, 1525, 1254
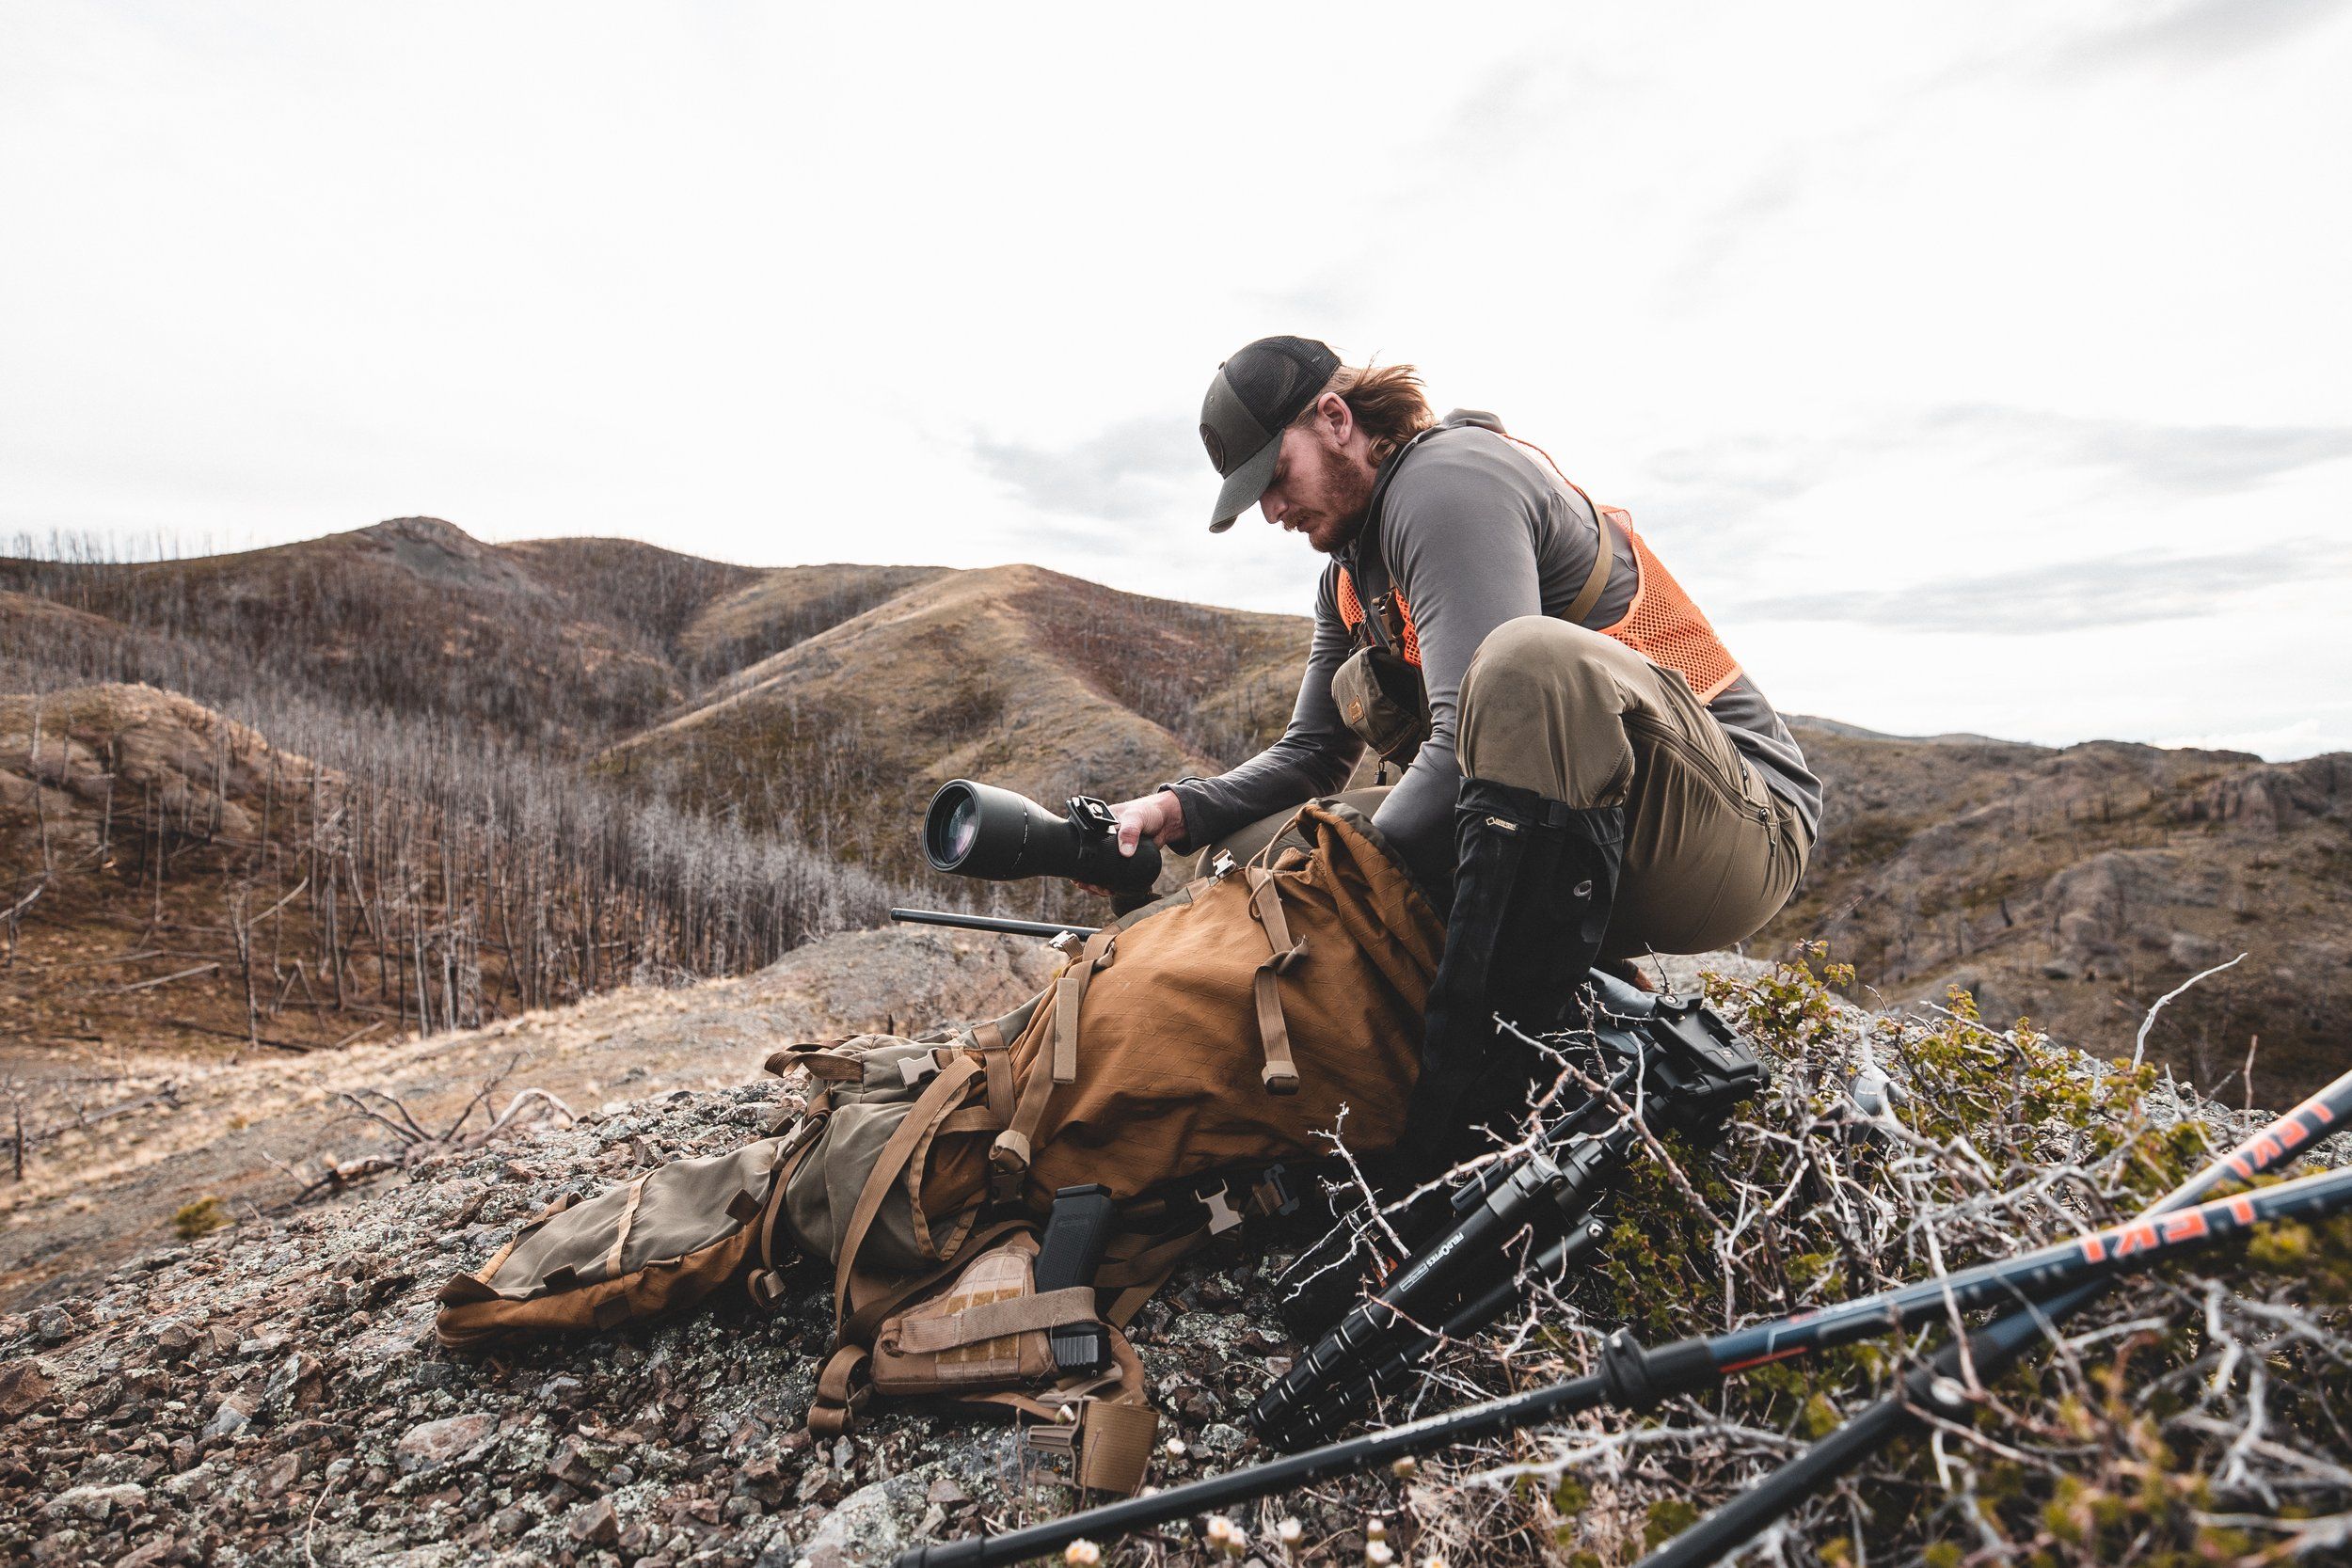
0, 949, 1729, 1568
2, 926, 1060, 1307
0, 1073, 1407, 1568
6, 942, 2344, 1568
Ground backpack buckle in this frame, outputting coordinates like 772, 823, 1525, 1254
1202, 1186, 1244, 1236
1254, 1164, 1300, 1219
747, 1269, 792, 1311
1016, 1406, 1082, 1485
988, 1130, 1033, 1206
1017, 1400, 1158, 1497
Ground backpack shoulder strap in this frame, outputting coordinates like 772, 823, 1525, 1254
1565, 495, 1616, 626
1345, 426, 1444, 656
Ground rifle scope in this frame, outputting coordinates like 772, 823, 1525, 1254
921, 780, 1162, 895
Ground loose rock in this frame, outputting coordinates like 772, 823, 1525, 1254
394, 1411, 497, 1474
0, 1357, 56, 1418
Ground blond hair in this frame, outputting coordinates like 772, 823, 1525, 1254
1291, 362, 1438, 465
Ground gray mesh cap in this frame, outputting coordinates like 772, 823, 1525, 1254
1200, 336, 1341, 531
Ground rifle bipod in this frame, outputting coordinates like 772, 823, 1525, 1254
1251, 976, 1767, 1450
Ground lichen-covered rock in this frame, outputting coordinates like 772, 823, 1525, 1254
0, 1356, 55, 1418
42, 1481, 144, 1522
395, 1413, 500, 1475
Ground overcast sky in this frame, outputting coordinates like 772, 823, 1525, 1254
4, 3, 2347, 757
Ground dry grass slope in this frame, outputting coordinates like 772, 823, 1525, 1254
600, 562, 1303, 884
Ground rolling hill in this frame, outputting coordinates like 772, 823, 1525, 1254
2, 519, 757, 747
7, 518, 2348, 1103
598, 562, 1305, 879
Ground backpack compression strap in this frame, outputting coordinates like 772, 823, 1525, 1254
993, 926, 1118, 1204
1243, 863, 1306, 1094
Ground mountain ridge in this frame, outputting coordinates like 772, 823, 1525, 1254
8, 517, 2346, 1102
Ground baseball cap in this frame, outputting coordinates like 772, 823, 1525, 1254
1200, 336, 1341, 531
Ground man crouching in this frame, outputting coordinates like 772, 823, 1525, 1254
1101, 336, 1822, 1146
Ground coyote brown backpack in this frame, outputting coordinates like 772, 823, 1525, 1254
435, 800, 1443, 1495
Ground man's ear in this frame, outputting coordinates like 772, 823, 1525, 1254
1314, 390, 1355, 445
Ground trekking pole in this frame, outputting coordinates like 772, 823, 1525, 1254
889, 908, 1099, 940
1636, 1064, 2352, 1568
894, 1157, 2352, 1568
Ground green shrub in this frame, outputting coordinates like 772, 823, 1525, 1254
171, 1195, 230, 1240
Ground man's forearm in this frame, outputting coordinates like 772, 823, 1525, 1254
1168, 736, 1361, 853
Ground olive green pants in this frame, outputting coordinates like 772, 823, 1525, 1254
1198, 617, 1810, 958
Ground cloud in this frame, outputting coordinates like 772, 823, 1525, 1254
2155, 716, 2345, 760
1653, 155, 1815, 309
2046, 0, 2351, 74
1915, 404, 2352, 495
1423, 52, 1573, 168
1737, 535, 2352, 634
972, 415, 1203, 524
1636, 405, 2352, 544
1639, 435, 1837, 512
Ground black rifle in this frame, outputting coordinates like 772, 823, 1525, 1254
889, 908, 1098, 941
894, 1148, 2352, 1568
1251, 976, 1765, 1449
1636, 1062, 2352, 1568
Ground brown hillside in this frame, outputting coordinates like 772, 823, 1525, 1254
2, 685, 344, 1066
2, 520, 730, 748
598, 562, 1305, 884
675, 562, 953, 683
2, 684, 898, 1098
1758, 721, 2352, 1102
14, 525, 2344, 1102
2, 527, 1312, 1069
492, 536, 763, 662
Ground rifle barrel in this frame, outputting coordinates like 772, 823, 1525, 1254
888, 908, 1099, 940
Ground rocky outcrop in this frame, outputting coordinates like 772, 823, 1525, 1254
1774, 722, 2352, 1100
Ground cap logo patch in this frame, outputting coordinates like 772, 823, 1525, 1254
1200, 423, 1228, 473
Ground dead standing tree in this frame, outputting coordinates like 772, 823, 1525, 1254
273, 1052, 577, 1207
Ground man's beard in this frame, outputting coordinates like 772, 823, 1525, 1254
1302, 452, 1377, 554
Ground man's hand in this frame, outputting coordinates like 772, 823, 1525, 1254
1073, 789, 1187, 896
1110, 790, 1186, 857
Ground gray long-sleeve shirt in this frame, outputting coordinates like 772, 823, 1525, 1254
1170, 415, 1822, 885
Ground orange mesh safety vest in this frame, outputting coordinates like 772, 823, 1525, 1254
1336, 436, 1742, 704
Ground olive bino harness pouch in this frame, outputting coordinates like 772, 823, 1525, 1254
434, 1136, 793, 1351
1331, 641, 1431, 767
